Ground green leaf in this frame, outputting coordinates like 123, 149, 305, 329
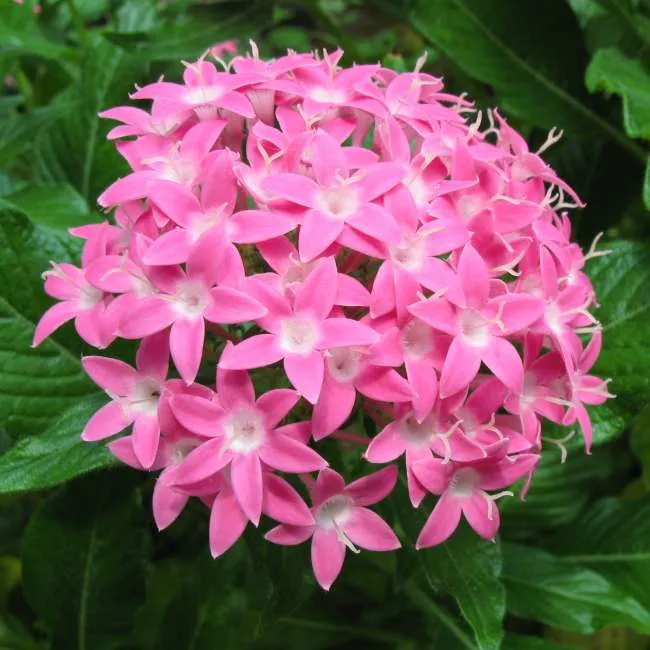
644, 156, 650, 210
501, 436, 626, 537
30, 35, 149, 201
22, 471, 147, 650
502, 543, 650, 634
586, 48, 650, 140
587, 241, 650, 409
398, 493, 505, 650
547, 496, 650, 613
0, 99, 78, 167
405, 0, 641, 157
0, 2, 71, 61
116, 3, 275, 62
0, 397, 115, 495
137, 546, 275, 650
631, 405, 650, 486
0, 615, 46, 650
0, 209, 95, 438
501, 633, 574, 650
0, 184, 90, 231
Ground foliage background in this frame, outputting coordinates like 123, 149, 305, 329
0, 0, 649, 648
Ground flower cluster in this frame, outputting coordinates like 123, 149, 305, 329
34, 43, 613, 590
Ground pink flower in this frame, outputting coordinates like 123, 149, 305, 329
266, 467, 400, 590
116, 230, 267, 384
81, 332, 169, 468
34, 42, 612, 574
168, 362, 326, 525
219, 258, 379, 403
409, 244, 545, 397
413, 452, 540, 547
261, 130, 404, 261
33, 261, 114, 349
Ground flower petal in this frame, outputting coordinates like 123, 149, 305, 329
344, 507, 401, 551
231, 453, 263, 525
311, 529, 345, 591
209, 489, 248, 558
415, 493, 462, 549
284, 351, 324, 404
260, 434, 327, 473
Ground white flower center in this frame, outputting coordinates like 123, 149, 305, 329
460, 309, 490, 348
169, 438, 200, 465
151, 116, 180, 136
402, 319, 434, 359
390, 235, 426, 271
400, 414, 436, 448
78, 284, 103, 310
279, 316, 319, 354
545, 302, 564, 334
184, 85, 224, 105
224, 407, 265, 453
317, 186, 358, 220
310, 86, 346, 104
457, 407, 478, 438
316, 494, 353, 530
405, 172, 428, 206
172, 282, 208, 318
129, 378, 162, 416
326, 347, 362, 383
190, 207, 225, 242
520, 372, 537, 408
282, 260, 314, 292
449, 467, 479, 498
457, 194, 481, 221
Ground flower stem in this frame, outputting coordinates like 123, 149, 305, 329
66, 0, 88, 47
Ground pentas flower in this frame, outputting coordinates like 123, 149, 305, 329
219, 258, 379, 403
266, 467, 400, 591
409, 244, 545, 397
168, 361, 326, 525
34, 42, 612, 591
261, 130, 404, 261
116, 230, 267, 384
413, 452, 540, 547
81, 332, 169, 468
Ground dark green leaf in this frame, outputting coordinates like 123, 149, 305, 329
117, 3, 275, 62
0, 397, 115, 495
0, 2, 71, 61
547, 496, 650, 613
0, 615, 46, 650
22, 471, 147, 650
501, 633, 574, 650
1, 184, 89, 231
586, 48, 650, 139
31, 35, 149, 201
644, 156, 650, 210
0, 209, 94, 437
631, 405, 650, 486
587, 241, 650, 409
399, 493, 504, 650
501, 436, 626, 537
502, 543, 650, 634
138, 546, 275, 650
0, 99, 78, 167
406, 0, 639, 156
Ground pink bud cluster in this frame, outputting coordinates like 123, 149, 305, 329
34, 44, 613, 591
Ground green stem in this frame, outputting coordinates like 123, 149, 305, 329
66, 0, 88, 47
279, 615, 412, 646
14, 66, 35, 111
405, 582, 477, 650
